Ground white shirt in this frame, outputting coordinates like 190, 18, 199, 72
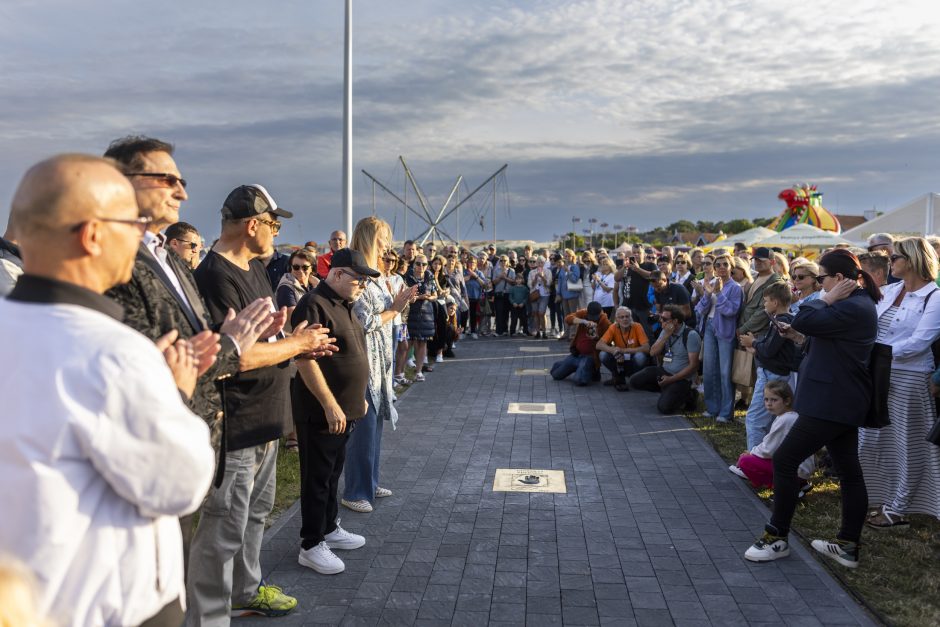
592, 272, 615, 307
751, 411, 814, 479
0, 291, 214, 626
143, 230, 194, 316
875, 280, 940, 372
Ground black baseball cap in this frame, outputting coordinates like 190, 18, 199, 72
585, 301, 603, 322
331, 248, 380, 277
221, 184, 294, 220
753, 246, 772, 260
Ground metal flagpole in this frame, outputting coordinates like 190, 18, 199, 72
341, 0, 353, 235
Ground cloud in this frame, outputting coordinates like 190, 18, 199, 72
1, 0, 939, 243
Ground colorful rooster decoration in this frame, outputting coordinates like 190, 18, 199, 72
769, 184, 841, 233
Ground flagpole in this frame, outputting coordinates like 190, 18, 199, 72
341, 0, 353, 235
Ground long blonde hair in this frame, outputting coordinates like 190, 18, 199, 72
350, 216, 391, 271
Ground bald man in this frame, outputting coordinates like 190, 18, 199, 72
0, 154, 215, 626
317, 229, 347, 279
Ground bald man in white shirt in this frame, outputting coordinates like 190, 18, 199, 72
0, 154, 214, 627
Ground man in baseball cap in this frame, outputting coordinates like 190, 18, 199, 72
221, 184, 294, 220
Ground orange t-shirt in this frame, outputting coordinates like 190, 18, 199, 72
600, 322, 648, 350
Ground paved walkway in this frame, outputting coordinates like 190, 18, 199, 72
243, 336, 877, 626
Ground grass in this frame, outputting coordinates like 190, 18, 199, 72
686, 410, 940, 627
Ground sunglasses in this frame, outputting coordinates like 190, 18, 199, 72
714, 262, 730, 268
126, 172, 187, 189
170, 238, 200, 250
792, 274, 811, 280
254, 217, 281, 234
413, 261, 428, 266
889, 254, 907, 262
292, 264, 312, 271
815, 274, 834, 283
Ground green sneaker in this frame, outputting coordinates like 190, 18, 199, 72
231, 584, 298, 617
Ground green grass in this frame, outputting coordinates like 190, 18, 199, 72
686, 411, 940, 627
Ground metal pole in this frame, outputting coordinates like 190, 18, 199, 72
341, 0, 353, 235
371, 179, 375, 215
403, 177, 407, 241
492, 177, 497, 247
927, 193, 935, 235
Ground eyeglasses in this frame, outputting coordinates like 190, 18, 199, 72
70, 215, 152, 234
126, 172, 187, 189
889, 254, 907, 262
413, 261, 428, 266
255, 217, 281, 234
292, 264, 312, 271
338, 269, 368, 286
815, 274, 834, 283
172, 238, 201, 250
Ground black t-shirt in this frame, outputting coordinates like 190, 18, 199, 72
620, 262, 657, 311
194, 251, 291, 451
654, 283, 691, 309
290, 281, 370, 432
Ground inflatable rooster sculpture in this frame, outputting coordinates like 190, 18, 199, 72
768, 184, 841, 233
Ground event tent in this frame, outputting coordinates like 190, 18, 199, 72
841, 193, 940, 241
751, 223, 853, 252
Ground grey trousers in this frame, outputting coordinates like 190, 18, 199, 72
185, 440, 278, 626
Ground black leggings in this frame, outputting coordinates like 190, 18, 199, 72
770, 415, 867, 543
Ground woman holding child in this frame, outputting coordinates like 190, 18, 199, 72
745, 249, 879, 569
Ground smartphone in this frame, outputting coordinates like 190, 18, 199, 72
769, 315, 787, 332
629, 256, 636, 263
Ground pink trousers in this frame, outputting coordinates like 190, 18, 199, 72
737, 453, 774, 489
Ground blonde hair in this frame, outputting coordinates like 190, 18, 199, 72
772, 252, 790, 279
599, 258, 616, 274
0, 556, 53, 627
895, 237, 940, 282
350, 216, 391, 271
731, 256, 753, 282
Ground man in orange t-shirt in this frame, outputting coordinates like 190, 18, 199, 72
596, 306, 650, 390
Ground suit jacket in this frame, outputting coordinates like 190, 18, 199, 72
106, 243, 240, 451
791, 289, 877, 426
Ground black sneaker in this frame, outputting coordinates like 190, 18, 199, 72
811, 538, 859, 568
798, 481, 813, 499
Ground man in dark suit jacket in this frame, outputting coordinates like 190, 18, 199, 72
103, 136, 275, 568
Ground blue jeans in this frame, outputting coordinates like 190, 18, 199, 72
745, 367, 792, 450
551, 353, 595, 385
702, 319, 735, 419
342, 394, 383, 502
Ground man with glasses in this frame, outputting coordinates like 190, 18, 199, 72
187, 184, 337, 624
867, 233, 901, 284
1, 154, 214, 626
317, 230, 348, 279
165, 221, 203, 269
292, 248, 377, 574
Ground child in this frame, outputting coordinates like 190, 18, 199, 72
738, 281, 799, 450
508, 275, 529, 337
442, 298, 460, 357
729, 380, 814, 495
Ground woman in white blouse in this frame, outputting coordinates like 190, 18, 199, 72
592, 257, 617, 318
860, 237, 940, 528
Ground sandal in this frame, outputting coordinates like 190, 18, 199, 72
284, 438, 299, 451
866, 505, 909, 529
375, 487, 393, 498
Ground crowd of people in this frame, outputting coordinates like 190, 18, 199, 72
1, 140, 939, 627
546, 234, 940, 569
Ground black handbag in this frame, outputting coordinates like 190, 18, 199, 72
863, 342, 892, 429
928, 419, 940, 447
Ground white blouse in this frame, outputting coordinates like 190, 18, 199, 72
875, 280, 940, 372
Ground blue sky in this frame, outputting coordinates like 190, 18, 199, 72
2, 0, 939, 244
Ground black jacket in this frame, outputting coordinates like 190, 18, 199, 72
107, 243, 240, 451
753, 312, 797, 376
791, 289, 878, 426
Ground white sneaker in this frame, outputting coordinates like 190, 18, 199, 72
406, 358, 416, 368
340, 498, 373, 513
744, 532, 790, 562
324, 525, 366, 550
435, 354, 444, 363
298, 541, 345, 574
471, 333, 478, 339
728, 465, 748, 479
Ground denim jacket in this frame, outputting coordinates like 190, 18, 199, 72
694, 279, 743, 342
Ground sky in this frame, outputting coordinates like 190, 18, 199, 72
2, 0, 939, 245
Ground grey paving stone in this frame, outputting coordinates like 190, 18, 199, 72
246, 337, 876, 627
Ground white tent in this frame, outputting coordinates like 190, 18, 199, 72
720, 226, 777, 247
841, 193, 940, 241
752, 223, 853, 251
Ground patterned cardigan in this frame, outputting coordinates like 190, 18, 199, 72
353, 278, 398, 428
